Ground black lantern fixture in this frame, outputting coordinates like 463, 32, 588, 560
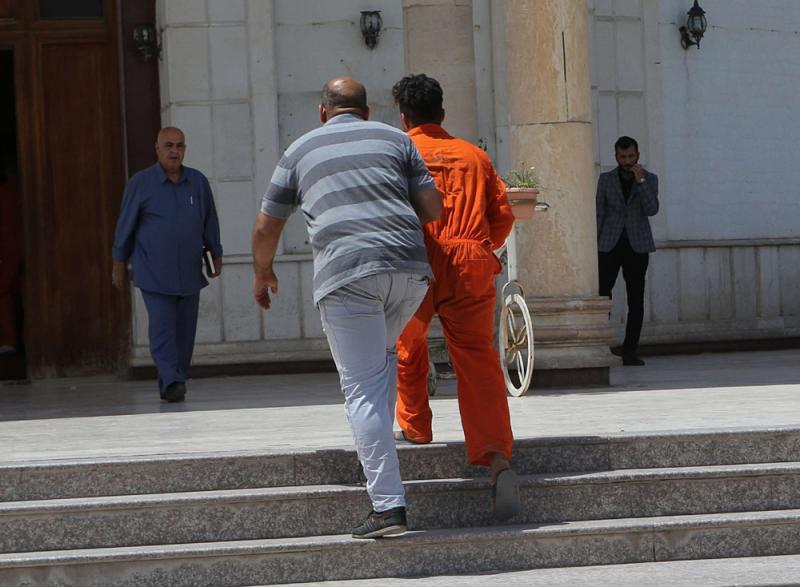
360, 11, 382, 50
679, 0, 707, 50
133, 24, 160, 62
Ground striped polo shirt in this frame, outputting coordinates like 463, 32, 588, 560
261, 113, 436, 304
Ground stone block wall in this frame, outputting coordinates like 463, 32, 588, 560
137, 0, 404, 367
588, 0, 800, 347
130, 0, 800, 369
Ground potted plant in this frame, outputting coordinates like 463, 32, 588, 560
504, 165, 540, 220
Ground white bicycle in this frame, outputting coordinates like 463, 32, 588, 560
427, 198, 548, 397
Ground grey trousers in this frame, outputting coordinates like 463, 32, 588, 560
319, 271, 429, 512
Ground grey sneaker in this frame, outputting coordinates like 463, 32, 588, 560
351, 507, 407, 539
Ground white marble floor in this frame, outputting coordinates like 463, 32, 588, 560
1, 350, 798, 463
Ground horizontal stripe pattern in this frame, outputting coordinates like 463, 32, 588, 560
261, 114, 436, 303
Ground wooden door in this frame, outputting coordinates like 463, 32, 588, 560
1, 0, 129, 376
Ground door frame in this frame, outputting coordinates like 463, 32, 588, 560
0, 0, 162, 376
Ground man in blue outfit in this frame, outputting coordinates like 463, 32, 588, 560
112, 127, 223, 402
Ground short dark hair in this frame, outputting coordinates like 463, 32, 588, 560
614, 136, 639, 152
321, 81, 367, 111
392, 74, 444, 125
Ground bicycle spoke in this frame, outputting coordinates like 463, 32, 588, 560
505, 349, 516, 367
506, 313, 516, 341
514, 323, 527, 345
514, 350, 524, 375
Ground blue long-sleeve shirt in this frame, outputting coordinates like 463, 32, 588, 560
112, 163, 223, 295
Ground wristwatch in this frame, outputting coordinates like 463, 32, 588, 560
637, 177, 646, 184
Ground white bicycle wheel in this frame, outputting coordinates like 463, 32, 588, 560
499, 291, 534, 396
427, 359, 437, 396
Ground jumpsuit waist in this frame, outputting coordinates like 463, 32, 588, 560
426, 237, 496, 255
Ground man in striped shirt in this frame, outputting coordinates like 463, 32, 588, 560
252, 77, 442, 539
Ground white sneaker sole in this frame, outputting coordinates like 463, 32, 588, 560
352, 523, 408, 539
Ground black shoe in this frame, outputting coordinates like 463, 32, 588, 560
491, 468, 521, 521
162, 382, 186, 402
610, 345, 624, 357
622, 354, 645, 366
351, 507, 407, 539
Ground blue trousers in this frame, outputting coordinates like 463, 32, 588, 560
141, 290, 200, 393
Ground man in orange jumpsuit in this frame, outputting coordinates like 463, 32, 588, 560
391, 74, 519, 520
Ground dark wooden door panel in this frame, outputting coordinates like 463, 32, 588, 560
1, 0, 142, 376
34, 39, 124, 372
0, 0, 20, 27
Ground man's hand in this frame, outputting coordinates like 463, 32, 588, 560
253, 268, 278, 310
112, 261, 128, 290
209, 257, 223, 278
252, 212, 287, 310
631, 164, 646, 183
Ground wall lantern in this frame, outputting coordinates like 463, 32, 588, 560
133, 24, 161, 62
360, 11, 382, 49
679, 0, 707, 50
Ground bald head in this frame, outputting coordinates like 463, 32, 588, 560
155, 127, 186, 177
320, 77, 369, 121
157, 126, 185, 143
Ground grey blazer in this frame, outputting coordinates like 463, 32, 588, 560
596, 168, 659, 254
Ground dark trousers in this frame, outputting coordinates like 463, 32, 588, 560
141, 290, 200, 393
598, 236, 649, 355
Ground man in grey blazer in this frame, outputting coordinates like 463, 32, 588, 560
596, 136, 659, 365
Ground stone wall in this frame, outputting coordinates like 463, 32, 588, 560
589, 0, 800, 346
139, 0, 404, 367
133, 0, 800, 369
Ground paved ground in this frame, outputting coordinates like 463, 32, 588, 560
1, 349, 798, 463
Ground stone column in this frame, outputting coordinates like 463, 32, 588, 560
504, 0, 612, 384
402, 0, 478, 144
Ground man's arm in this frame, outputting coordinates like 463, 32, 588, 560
252, 212, 288, 310
634, 170, 659, 216
202, 177, 224, 277
410, 187, 443, 224
111, 179, 140, 290
111, 261, 127, 290
404, 137, 442, 224
486, 171, 515, 249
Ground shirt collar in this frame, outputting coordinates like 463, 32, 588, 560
155, 162, 188, 184
408, 124, 451, 139
325, 113, 366, 126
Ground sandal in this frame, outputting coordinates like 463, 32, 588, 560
491, 468, 521, 521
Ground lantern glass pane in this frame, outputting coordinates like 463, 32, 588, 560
689, 14, 706, 34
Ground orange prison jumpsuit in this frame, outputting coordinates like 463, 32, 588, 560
396, 124, 515, 467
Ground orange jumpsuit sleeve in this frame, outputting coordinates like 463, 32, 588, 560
485, 164, 515, 250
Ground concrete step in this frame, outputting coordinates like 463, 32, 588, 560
279, 554, 800, 586
4, 461, 800, 553
2, 510, 800, 586
3, 426, 800, 501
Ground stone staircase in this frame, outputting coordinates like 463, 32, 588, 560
2, 427, 800, 586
